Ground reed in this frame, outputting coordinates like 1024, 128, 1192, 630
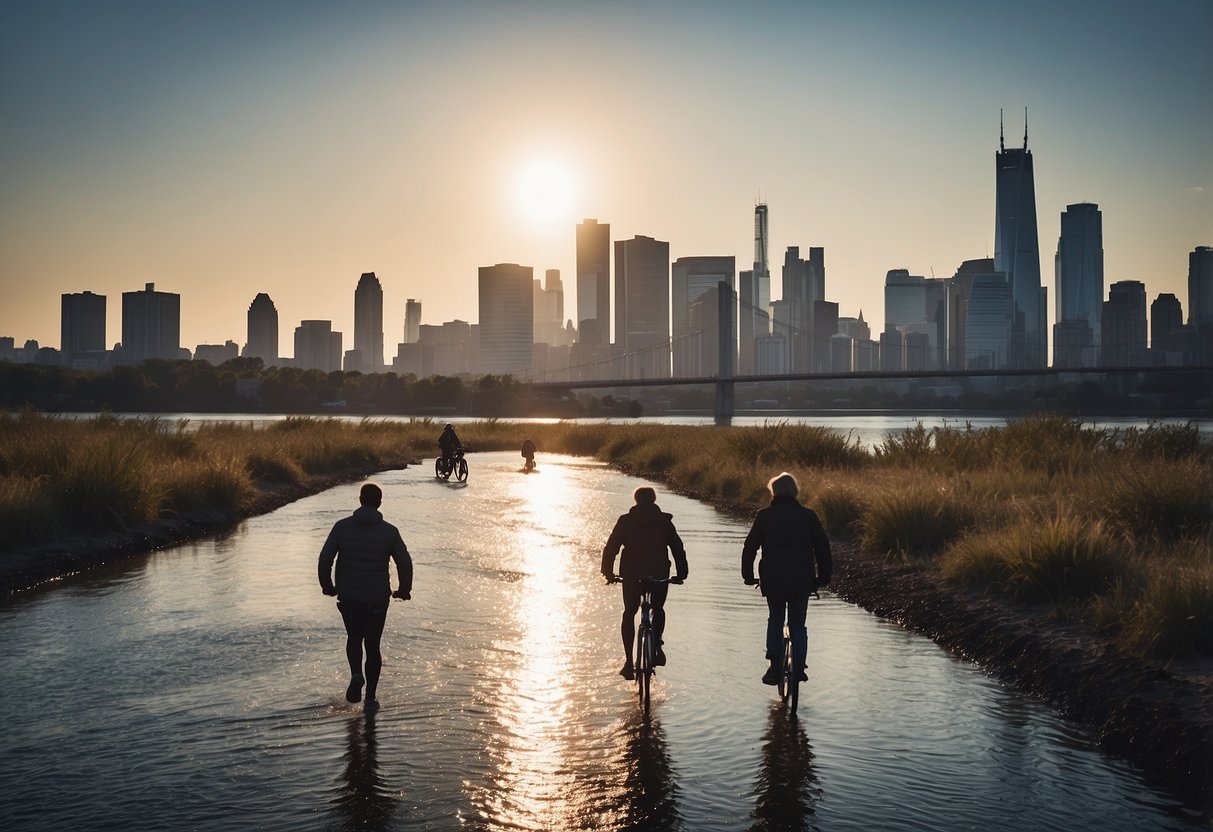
940, 512, 1128, 604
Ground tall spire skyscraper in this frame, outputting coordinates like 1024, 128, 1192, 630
994, 110, 1047, 368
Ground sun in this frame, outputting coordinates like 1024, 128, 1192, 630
516, 161, 575, 224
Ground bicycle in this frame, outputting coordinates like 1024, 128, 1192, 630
755, 584, 818, 715
435, 449, 468, 482
609, 575, 681, 716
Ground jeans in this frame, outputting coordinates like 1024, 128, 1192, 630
766, 595, 808, 672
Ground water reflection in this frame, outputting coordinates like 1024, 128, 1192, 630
619, 712, 682, 831
750, 705, 820, 832
328, 714, 394, 832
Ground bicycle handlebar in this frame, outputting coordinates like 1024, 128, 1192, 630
605, 575, 684, 586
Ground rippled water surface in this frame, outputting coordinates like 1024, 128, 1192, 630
0, 453, 1203, 831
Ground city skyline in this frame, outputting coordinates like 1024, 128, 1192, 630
2, 1, 1210, 355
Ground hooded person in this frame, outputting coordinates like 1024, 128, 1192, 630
601, 487, 689, 680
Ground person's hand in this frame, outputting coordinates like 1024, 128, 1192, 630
393, 589, 411, 601
743, 578, 760, 586
322, 586, 338, 596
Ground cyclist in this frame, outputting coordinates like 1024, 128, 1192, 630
741, 472, 831, 686
438, 423, 463, 470
521, 438, 536, 470
602, 486, 688, 680
318, 482, 413, 712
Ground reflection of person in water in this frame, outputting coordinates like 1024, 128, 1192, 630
749, 704, 820, 831
620, 712, 681, 831
330, 714, 395, 832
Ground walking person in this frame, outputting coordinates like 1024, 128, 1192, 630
319, 482, 412, 712
602, 486, 688, 680
742, 472, 831, 686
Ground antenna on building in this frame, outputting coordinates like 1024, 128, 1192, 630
1023, 106, 1028, 149
1000, 108, 1004, 152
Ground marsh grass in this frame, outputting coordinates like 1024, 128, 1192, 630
860, 484, 974, 560
941, 513, 1128, 603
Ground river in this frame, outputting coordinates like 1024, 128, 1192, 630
0, 452, 1204, 830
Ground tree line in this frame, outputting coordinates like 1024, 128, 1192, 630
0, 359, 642, 418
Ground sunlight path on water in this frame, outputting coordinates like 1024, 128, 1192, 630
0, 452, 1204, 831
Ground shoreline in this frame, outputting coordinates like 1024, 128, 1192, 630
1, 458, 1209, 812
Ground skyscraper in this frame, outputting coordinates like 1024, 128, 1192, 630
576, 219, 610, 346
61, 291, 106, 359
478, 263, 534, 377
1054, 203, 1103, 367
1101, 280, 1147, 367
672, 256, 735, 377
1150, 293, 1184, 363
404, 299, 421, 344
945, 258, 996, 370
965, 274, 1012, 369
533, 269, 565, 346
994, 112, 1047, 368
353, 272, 384, 372
1189, 245, 1213, 363
614, 235, 671, 379
245, 293, 278, 364
121, 282, 180, 364
294, 320, 342, 372
884, 270, 947, 370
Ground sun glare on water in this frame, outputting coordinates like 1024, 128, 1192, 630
516, 161, 575, 224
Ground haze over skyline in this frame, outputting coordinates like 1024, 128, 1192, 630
3, 0, 1210, 358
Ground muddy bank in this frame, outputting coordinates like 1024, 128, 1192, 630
826, 540, 1213, 811
0, 466, 405, 597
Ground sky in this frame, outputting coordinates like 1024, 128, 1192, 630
2, 0, 1211, 358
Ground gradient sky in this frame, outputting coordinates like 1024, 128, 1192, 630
2, 0, 1210, 358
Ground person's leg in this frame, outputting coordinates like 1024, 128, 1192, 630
620, 581, 641, 674
788, 595, 809, 680
362, 603, 388, 702
765, 596, 786, 664
338, 602, 367, 702
649, 582, 671, 664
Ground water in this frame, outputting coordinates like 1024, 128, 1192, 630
48, 410, 1213, 451
0, 453, 1203, 831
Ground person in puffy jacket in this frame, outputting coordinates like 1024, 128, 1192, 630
742, 472, 831, 686
318, 482, 412, 712
602, 486, 688, 680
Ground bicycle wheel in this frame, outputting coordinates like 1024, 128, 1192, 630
455, 457, 468, 482
778, 636, 791, 703
434, 458, 445, 479
636, 626, 653, 715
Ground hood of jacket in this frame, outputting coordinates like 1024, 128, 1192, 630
352, 505, 383, 526
628, 502, 671, 526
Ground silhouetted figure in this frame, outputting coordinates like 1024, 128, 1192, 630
742, 472, 831, 686
602, 487, 688, 680
750, 704, 821, 831
438, 423, 463, 465
330, 713, 395, 832
319, 482, 412, 711
521, 438, 537, 471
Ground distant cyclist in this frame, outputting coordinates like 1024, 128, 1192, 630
602, 487, 688, 680
742, 472, 831, 686
521, 438, 536, 470
318, 482, 413, 712
438, 423, 463, 467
